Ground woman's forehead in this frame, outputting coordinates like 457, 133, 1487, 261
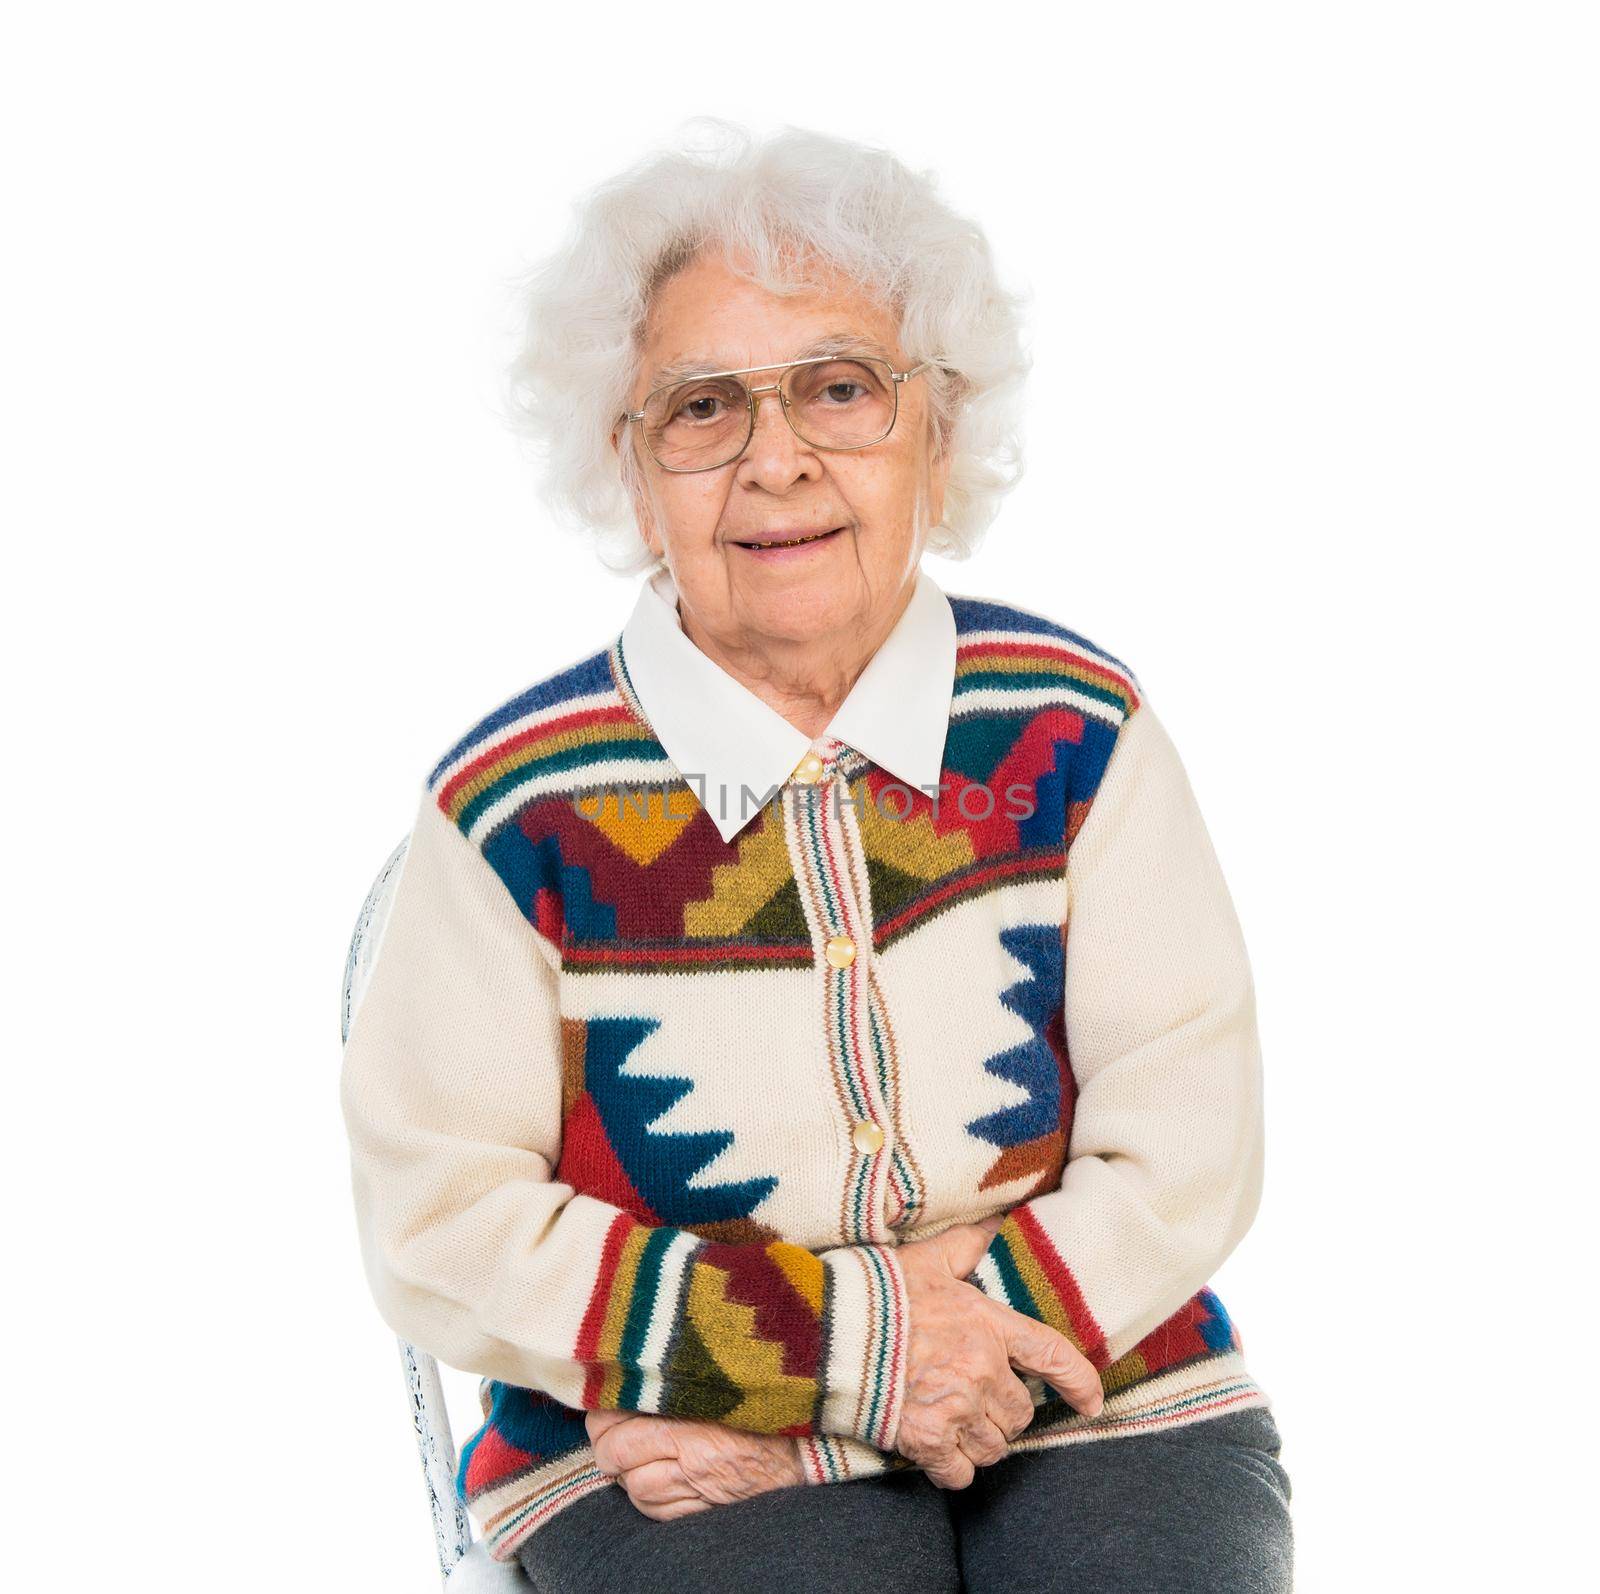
638, 254, 903, 378
642, 333, 899, 391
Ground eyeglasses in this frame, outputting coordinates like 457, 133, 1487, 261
619, 353, 935, 473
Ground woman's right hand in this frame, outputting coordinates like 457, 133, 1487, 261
893, 1219, 1105, 1490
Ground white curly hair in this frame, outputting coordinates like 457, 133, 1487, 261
503, 117, 1033, 574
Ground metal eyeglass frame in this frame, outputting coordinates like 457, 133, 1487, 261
618, 353, 936, 473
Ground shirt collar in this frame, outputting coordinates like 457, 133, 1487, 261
619, 561, 958, 844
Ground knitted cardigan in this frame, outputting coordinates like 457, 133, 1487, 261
339, 584, 1271, 1565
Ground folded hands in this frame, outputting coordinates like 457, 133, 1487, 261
587, 1209, 1104, 1520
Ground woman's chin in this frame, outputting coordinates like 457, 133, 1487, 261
725, 531, 859, 605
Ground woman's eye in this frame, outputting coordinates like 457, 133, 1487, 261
676, 396, 723, 422
822, 382, 863, 404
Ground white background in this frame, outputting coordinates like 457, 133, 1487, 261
5, 4, 1595, 1590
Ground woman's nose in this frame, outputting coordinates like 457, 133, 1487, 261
737, 386, 819, 484
749, 385, 785, 427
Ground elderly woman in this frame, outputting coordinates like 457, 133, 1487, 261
340, 121, 1293, 1593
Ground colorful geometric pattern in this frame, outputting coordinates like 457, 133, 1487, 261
972, 1203, 1111, 1366
965, 921, 1074, 1198
577, 1221, 817, 1426
453, 1218, 909, 1561
555, 1012, 780, 1238
424, 597, 1143, 971
416, 587, 1260, 1563
972, 1205, 1244, 1411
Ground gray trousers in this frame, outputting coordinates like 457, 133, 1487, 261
516, 1405, 1294, 1593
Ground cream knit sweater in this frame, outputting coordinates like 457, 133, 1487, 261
339, 579, 1270, 1563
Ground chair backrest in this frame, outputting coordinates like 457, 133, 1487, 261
343, 836, 478, 1587
341, 837, 411, 1044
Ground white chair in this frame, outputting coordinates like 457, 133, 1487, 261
343, 838, 532, 1592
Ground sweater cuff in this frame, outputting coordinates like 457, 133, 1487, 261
796, 1433, 914, 1484
967, 1209, 1109, 1370
817, 1242, 910, 1450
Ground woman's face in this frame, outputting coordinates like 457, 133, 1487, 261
615, 250, 950, 658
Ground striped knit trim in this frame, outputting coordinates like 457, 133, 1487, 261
823, 1242, 910, 1451
947, 593, 1139, 678
424, 598, 1138, 846
1006, 1355, 1270, 1451
945, 589, 1141, 729
425, 638, 672, 847
798, 1433, 849, 1484
467, 1356, 1270, 1558
474, 1454, 616, 1565
952, 629, 1142, 728
833, 768, 927, 1228
797, 1432, 898, 1484
785, 777, 886, 1247
574, 1218, 701, 1415
971, 1204, 1110, 1367
424, 601, 1140, 848
972, 1214, 1253, 1425
864, 965, 924, 1227
610, 629, 655, 736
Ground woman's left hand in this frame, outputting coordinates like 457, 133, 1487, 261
585, 1408, 806, 1521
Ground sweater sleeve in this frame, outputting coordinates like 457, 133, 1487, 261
339, 783, 910, 1452
965, 696, 1265, 1373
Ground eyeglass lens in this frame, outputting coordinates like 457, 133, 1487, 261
641, 357, 898, 470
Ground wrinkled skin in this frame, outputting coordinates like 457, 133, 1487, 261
609, 248, 951, 743
585, 1408, 807, 1522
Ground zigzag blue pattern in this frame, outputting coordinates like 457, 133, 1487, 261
965, 922, 1064, 1149
584, 1015, 779, 1226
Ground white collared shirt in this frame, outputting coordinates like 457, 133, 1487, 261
618, 561, 959, 844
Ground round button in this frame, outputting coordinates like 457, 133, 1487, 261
824, 934, 856, 968
792, 753, 825, 784
852, 1119, 885, 1154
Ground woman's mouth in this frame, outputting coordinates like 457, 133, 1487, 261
731, 526, 846, 556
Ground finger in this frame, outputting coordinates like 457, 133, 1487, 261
993, 1376, 1037, 1441
604, 1417, 685, 1471
620, 1458, 699, 1507
1001, 1315, 1105, 1416
938, 1222, 1000, 1279
585, 1407, 635, 1441
974, 1210, 1008, 1234
635, 1495, 713, 1522
589, 1423, 626, 1477
957, 1415, 1011, 1470
921, 1447, 977, 1492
